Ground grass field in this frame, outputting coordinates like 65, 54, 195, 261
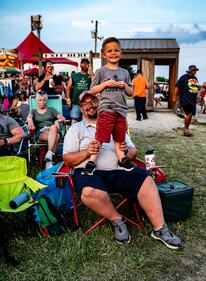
0, 126, 206, 281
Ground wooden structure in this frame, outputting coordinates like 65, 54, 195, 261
118, 38, 180, 109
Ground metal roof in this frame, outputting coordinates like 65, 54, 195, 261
119, 38, 179, 50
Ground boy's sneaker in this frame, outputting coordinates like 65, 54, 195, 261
81, 161, 96, 175
151, 224, 183, 250
112, 219, 131, 244
44, 150, 54, 162
118, 157, 135, 171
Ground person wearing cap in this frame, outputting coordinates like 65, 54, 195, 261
66, 58, 93, 123
62, 91, 183, 249
174, 65, 200, 137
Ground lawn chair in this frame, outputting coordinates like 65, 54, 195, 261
0, 156, 46, 265
27, 95, 70, 168
51, 159, 166, 237
83, 159, 166, 236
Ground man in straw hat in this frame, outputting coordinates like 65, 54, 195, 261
174, 65, 200, 137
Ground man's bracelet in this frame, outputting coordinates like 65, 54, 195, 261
41, 79, 45, 84
66, 98, 71, 102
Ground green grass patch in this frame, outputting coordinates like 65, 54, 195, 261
0, 129, 206, 280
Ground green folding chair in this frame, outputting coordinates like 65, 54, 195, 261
0, 156, 46, 212
0, 156, 47, 265
29, 94, 63, 114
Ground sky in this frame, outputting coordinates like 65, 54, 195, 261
1, 0, 206, 83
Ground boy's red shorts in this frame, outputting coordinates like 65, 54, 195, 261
95, 111, 126, 143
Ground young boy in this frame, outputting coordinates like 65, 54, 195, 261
82, 37, 135, 175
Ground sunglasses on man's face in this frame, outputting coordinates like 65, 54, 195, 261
46, 65, 53, 68
80, 99, 98, 107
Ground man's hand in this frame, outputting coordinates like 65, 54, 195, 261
86, 140, 100, 156
119, 141, 128, 153
66, 99, 72, 108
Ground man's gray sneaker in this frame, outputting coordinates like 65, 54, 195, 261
151, 224, 183, 250
112, 219, 131, 244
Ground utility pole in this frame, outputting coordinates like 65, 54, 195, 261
94, 20, 98, 54
91, 20, 103, 54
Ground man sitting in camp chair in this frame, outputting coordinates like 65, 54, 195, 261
27, 91, 65, 169
0, 107, 24, 156
62, 91, 183, 250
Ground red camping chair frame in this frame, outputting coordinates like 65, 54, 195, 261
52, 163, 79, 227
52, 159, 166, 236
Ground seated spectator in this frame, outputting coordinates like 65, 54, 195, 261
62, 91, 183, 250
27, 91, 65, 169
0, 107, 25, 156
10, 89, 29, 121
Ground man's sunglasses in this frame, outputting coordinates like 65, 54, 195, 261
80, 99, 98, 107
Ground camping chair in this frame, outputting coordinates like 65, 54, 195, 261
52, 159, 166, 237
27, 95, 70, 168
0, 156, 46, 265
52, 163, 79, 228
83, 159, 166, 236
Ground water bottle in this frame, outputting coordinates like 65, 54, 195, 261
49, 77, 54, 88
9, 192, 30, 209
145, 149, 156, 170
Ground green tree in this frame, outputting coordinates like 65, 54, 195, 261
120, 64, 136, 80
156, 76, 168, 83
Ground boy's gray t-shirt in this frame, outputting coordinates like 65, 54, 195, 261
91, 66, 132, 118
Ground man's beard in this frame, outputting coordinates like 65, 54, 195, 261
81, 66, 89, 72
87, 111, 97, 119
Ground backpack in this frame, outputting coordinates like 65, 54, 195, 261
32, 162, 73, 236
34, 195, 70, 236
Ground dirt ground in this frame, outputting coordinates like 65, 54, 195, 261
127, 101, 206, 133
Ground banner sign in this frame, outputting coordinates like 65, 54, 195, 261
0, 49, 19, 68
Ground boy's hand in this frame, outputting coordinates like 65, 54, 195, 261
105, 79, 119, 88
117, 81, 126, 88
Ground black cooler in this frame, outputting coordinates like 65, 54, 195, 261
157, 181, 194, 222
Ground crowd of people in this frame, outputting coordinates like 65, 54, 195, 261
3, 36, 206, 251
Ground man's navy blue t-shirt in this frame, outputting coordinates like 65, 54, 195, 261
175, 73, 199, 106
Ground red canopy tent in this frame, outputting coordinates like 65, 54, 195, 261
16, 32, 78, 67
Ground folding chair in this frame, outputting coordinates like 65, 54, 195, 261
27, 95, 70, 168
52, 163, 79, 228
51, 159, 166, 237
0, 156, 46, 264
83, 159, 166, 236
